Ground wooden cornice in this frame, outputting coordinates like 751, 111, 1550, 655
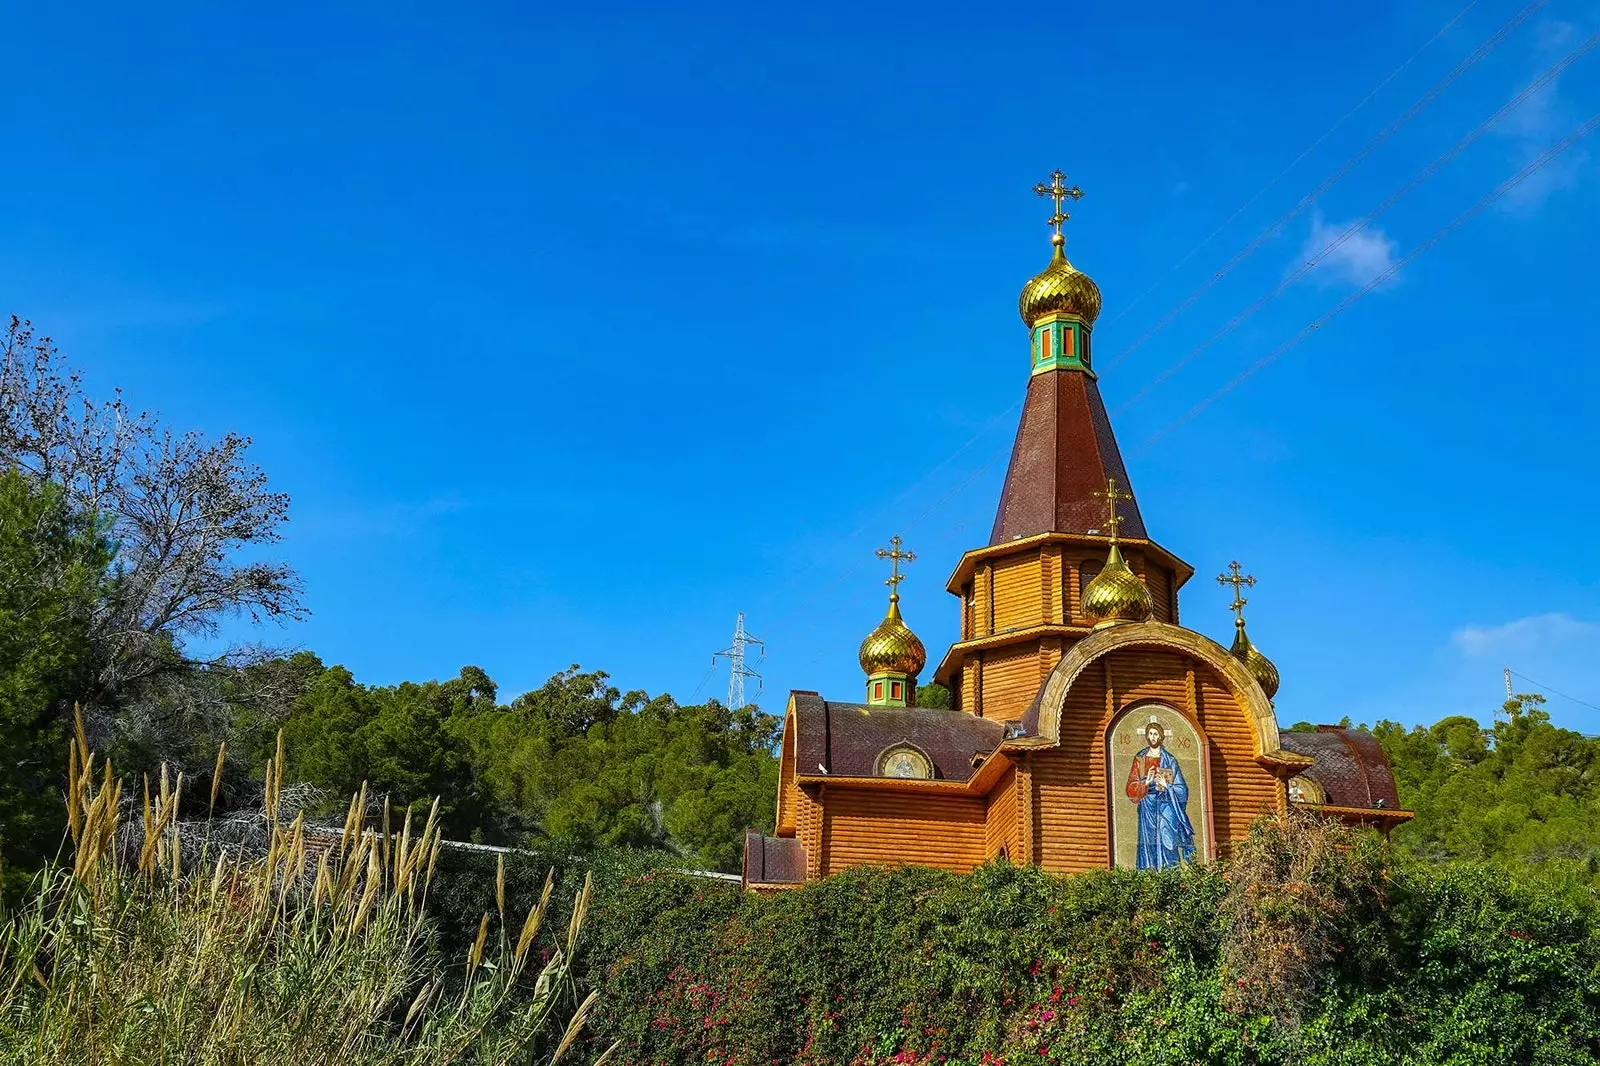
1296, 801, 1415, 827
932, 623, 1088, 683
944, 531, 1194, 596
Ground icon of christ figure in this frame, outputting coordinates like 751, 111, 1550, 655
1124, 718, 1196, 870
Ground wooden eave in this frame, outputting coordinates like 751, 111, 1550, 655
1296, 801, 1415, 827
1256, 750, 1316, 779
943, 531, 1195, 595
931, 623, 1088, 684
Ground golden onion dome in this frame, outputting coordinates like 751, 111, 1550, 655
1230, 622, 1280, 701
1019, 238, 1102, 328
858, 594, 927, 677
1082, 543, 1153, 628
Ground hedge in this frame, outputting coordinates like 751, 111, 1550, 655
581, 816, 1600, 1065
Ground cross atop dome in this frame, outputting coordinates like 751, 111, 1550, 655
1092, 477, 1135, 544
1034, 169, 1084, 247
876, 534, 915, 596
1216, 560, 1257, 621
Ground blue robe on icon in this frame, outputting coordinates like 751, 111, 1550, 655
1127, 746, 1196, 870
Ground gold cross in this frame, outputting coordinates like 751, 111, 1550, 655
1216, 560, 1257, 623
875, 535, 916, 592
1090, 478, 1134, 543
1034, 169, 1084, 243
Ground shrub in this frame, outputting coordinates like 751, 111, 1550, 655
0, 724, 614, 1065
584, 816, 1600, 1066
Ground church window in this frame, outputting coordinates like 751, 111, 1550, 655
1041, 328, 1053, 362
890, 680, 903, 700
877, 745, 933, 779
1079, 560, 1102, 615
1288, 775, 1325, 804
873, 681, 884, 701
1062, 325, 1075, 359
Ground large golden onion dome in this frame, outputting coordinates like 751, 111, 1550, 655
1019, 237, 1102, 328
858, 593, 927, 677
1082, 543, 1153, 628
1230, 622, 1280, 701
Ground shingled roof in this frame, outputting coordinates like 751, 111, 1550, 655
742, 831, 805, 886
990, 368, 1147, 545
1279, 726, 1403, 811
790, 693, 1005, 780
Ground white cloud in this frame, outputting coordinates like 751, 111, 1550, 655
1496, 19, 1589, 214
1296, 209, 1400, 288
1451, 612, 1600, 658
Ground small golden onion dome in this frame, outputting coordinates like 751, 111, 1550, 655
858, 594, 927, 677
1019, 238, 1103, 328
1230, 622, 1280, 701
1082, 543, 1153, 628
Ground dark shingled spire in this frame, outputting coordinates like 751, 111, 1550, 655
989, 370, 1147, 545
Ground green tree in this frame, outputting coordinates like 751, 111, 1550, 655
0, 470, 110, 873
1372, 693, 1600, 900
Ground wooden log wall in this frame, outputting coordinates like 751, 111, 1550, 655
821, 787, 987, 874
1194, 667, 1284, 856
993, 555, 1044, 630
979, 645, 1046, 721
984, 764, 1020, 860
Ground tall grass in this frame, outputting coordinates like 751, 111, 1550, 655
0, 717, 614, 1065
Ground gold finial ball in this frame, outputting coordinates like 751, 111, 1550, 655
858, 596, 927, 677
1082, 547, 1153, 627
1019, 246, 1102, 329
1230, 624, 1280, 700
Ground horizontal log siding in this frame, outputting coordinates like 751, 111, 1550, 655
1194, 665, 1282, 857
821, 787, 987, 874
992, 554, 1044, 631
984, 765, 1020, 860
1034, 664, 1112, 873
1142, 561, 1174, 624
799, 787, 823, 880
980, 643, 1046, 721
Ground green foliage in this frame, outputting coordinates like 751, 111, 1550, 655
0, 471, 109, 877
1372, 693, 1600, 903
585, 819, 1600, 1066
278, 664, 779, 872
915, 682, 952, 710
0, 740, 608, 1066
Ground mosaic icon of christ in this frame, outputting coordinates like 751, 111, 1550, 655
1123, 717, 1196, 869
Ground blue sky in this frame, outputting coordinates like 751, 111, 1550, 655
4, 0, 1599, 733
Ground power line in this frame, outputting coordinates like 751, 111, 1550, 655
1131, 102, 1600, 455
1507, 669, 1600, 716
1113, 23, 1600, 417
779, 90, 1600, 677
725, 1, 1521, 640
1098, 0, 1549, 374
1099, 0, 1482, 333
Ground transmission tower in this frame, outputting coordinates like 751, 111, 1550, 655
712, 612, 764, 710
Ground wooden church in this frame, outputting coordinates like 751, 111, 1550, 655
742, 172, 1411, 890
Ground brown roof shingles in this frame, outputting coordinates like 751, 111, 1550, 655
742, 831, 805, 885
791, 693, 1005, 780
990, 369, 1147, 545
1278, 726, 1402, 810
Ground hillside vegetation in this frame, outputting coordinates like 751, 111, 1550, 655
585, 815, 1600, 1066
